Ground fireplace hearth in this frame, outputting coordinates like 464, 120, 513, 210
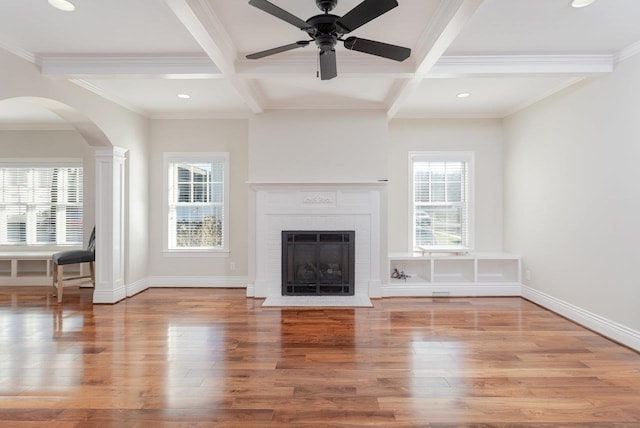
282, 231, 355, 296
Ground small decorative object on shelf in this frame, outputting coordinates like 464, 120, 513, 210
391, 268, 410, 282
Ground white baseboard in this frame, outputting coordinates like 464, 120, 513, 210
93, 284, 127, 304
522, 285, 640, 352
147, 276, 249, 288
126, 277, 149, 297
381, 284, 522, 297
246, 283, 255, 297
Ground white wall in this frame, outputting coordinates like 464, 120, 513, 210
0, 130, 95, 245
504, 54, 640, 334
0, 48, 150, 287
148, 119, 249, 278
248, 110, 389, 183
388, 119, 504, 253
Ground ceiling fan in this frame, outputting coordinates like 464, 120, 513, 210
246, 0, 411, 80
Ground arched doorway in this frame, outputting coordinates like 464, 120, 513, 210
0, 97, 127, 304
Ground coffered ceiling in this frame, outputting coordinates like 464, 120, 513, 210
1, 0, 639, 125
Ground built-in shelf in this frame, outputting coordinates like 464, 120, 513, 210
0, 251, 83, 286
384, 252, 521, 297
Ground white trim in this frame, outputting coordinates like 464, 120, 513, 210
430, 54, 614, 76
162, 250, 229, 258
147, 275, 248, 288
125, 277, 149, 297
522, 285, 640, 352
616, 40, 640, 64
408, 151, 475, 252
93, 285, 127, 304
70, 79, 146, 117
0, 123, 75, 131
0, 157, 82, 167
502, 77, 586, 117
93, 146, 127, 305
40, 54, 221, 78
163, 152, 230, 253
0, 40, 37, 64
381, 284, 521, 297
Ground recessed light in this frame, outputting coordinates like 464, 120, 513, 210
177, 93, 191, 99
457, 92, 471, 98
48, 0, 76, 12
571, 0, 597, 8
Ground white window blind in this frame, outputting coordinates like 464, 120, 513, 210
411, 153, 472, 251
0, 164, 83, 246
166, 154, 228, 251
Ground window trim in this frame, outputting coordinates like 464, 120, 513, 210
0, 158, 84, 249
162, 152, 230, 256
408, 151, 475, 252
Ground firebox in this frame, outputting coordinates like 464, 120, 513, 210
282, 231, 355, 296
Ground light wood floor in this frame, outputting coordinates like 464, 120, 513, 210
0, 287, 639, 427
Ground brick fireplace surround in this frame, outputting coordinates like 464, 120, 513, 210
247, 183, 383, 306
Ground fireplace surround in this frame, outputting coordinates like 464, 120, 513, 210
248, 182, 383, 307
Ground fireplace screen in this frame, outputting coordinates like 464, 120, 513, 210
282, 231, 355, 296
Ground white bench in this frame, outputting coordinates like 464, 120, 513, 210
0, 250, 83, 286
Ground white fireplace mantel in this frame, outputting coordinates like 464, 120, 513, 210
247, 182, 384, 306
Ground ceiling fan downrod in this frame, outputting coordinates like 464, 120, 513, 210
316, 0, 338, 13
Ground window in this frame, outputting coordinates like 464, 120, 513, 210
164, 153, 229, 253
410, 152, 473, 251
0, 160, 83, 246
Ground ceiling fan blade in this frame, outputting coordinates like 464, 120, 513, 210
319, 49, 337, 80
336, 0, 398, 33
248, 0, 311, 31
246, 41, 309, 59
343, 37, 410, 61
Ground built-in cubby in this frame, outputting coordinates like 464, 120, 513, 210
384, 252, 521, 297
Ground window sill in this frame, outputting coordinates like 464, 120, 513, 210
162, 250, 230, 258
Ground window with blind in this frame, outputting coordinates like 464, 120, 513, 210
165, 153, 229, 252
410, 152, 473, 251
0, 161, 83, 246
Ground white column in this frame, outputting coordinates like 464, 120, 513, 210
93, 146, 127, 304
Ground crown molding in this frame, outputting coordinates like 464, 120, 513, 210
502, 76, 586, 117
0, 39, 37, 64
616, 40, 640, 64
394, 112, 502, 120
431, 54, 614, 76
0, 122, 75, 131
40, 54, 221, 78
70, 79, 147, 117
149, 111, 251, 120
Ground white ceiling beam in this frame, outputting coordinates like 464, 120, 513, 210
430, 54, 614, 77
386, 0, 484, 118
235, 55, 415, 79
40, 55, 221, 79
165, 0, 263, 113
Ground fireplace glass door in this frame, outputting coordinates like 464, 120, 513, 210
282, 231, 355, 296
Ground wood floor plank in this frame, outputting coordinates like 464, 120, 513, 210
0, 286, 639, 426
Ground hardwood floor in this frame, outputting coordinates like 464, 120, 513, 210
0, 287, 639, 427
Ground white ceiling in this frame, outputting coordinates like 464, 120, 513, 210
1, 0, 639, 125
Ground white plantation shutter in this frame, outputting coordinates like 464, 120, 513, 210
166, 153, 228, 251
411, 153, 472, 250
0, 162, 83, 246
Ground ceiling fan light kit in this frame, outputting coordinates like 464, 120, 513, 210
571, 0, 597, 8
48, 0, 76, 12
246, 0, 411, 80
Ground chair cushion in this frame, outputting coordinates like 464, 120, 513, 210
52, 250, 95, 265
